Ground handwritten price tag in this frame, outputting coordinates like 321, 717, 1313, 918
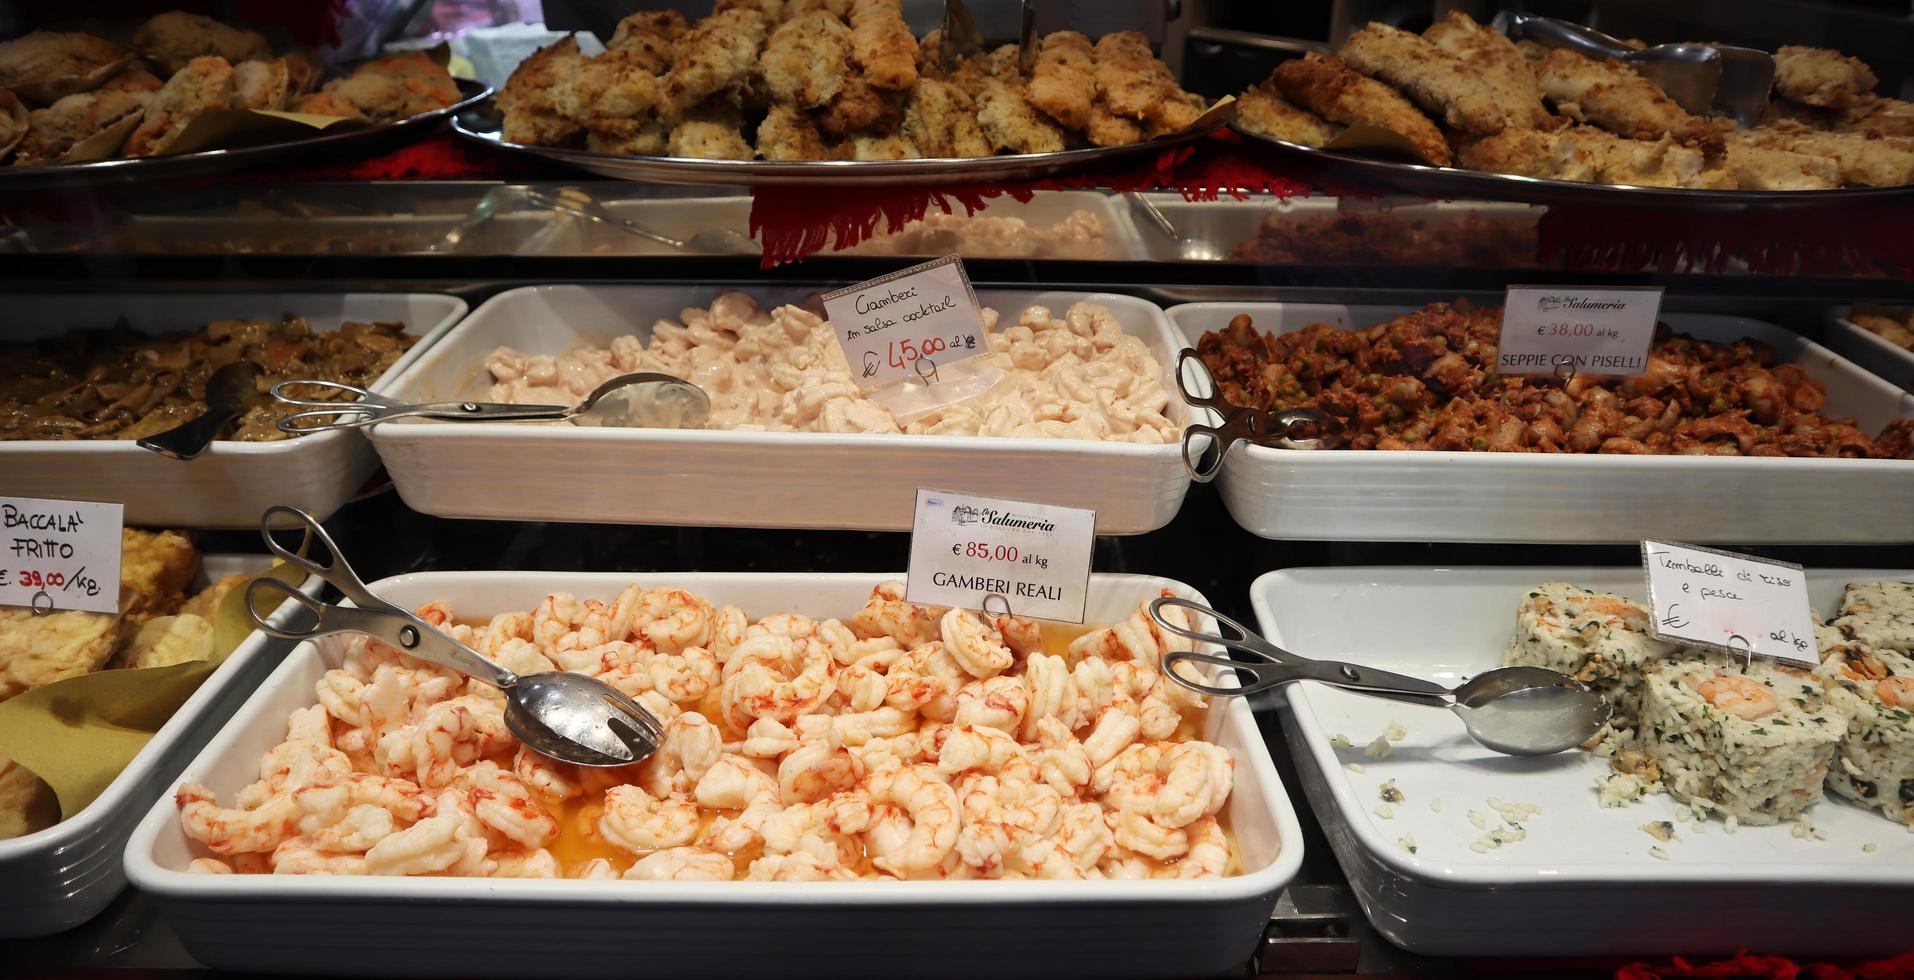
822, 254, 990, 391
0, 496, 122, 615
907, 489, 1095, 623
1498, 285, 1662, 376
1641, 540, 1818, 667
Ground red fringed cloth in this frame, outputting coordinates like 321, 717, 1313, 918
1617, 949, 1914, 980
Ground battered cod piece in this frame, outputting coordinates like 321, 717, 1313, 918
1273, 52, 1451, 166
1773, 45, 1876, 109
125, 55, 234, 157
101, 65, 165, 96
1719, 129, 1841, 190
0, 31, 132, 103
667, 100, 753, 158
1461, 125, 1732, 188
817, 75, 904, 135
1235, 78, 1338, 146
845, 131, 917, 159
1085, 102, 1143, 147
902, 77, 988, 157
977, 78, 1065, 154
1421, 10, 1553, 128
607, 9, 688, 72
585, 116, 667, 155
664, 6, 768, 113
755, 102, 830, 159
180, 572, 248, 619
233, 59, 290, 111
1535, 47, 1719, 150
0, 755, 58, 841
1743, 121, 1914, 187
1026, 31, 1094, 130
117, 614, 215, 670
335, 51, 460, 119
1094, 32, 1182, 121
0, 528, 196, 700
761, 10, 851, 109
1339, 22, 1520, 135
498, 36, 587, 146
848, 0, 917, 91
1839, 96, 1914, 139
12, 89, 147, 165
131, 11, 269, 76
555, 48, 664, 124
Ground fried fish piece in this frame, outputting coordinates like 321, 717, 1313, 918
755, 102, 830, 159
1741, 121, 1914, 186
1534, 47, 1718, 150
1273, 52, 1450, 165
666, 99, 753, 158
664, 7, 768, 113
101, 64, 164, 95
976, 78, 1066, 154
323, 51, 460, 121
125, 55, 234, 157
119, 528, 197, 625
902, 77, 988, 157
1773, 45, 1876, 109
608, 9, 688, 72
844, 131, 918, 159
1094, 32, 1182, 121
1837, 96, 1914, 139
498, 35, 587, 146
1422, 10, 1552, 128
1339, 22, 1519, 135
1026, 31, 1095, 130
1460, 125, 1733, 188
817, 74, 904, 135
0, 31, 131, 104
1718, 129, 1840, 190
761, 10, 852, 109
180, 572, 247, 620
233, 58, 290, 111
0, 755, 58, 841
1085, 101, 1143, 147
848, 0, 917, 91
12, 89, 147, 164
0, 608, 117, 701
131, 11, 269, 76
585, 116, 667, 155
1235, 77, 1338, 147
556, 48, 664, 123
117, 613, 214, 670
948, 44, 1020, 100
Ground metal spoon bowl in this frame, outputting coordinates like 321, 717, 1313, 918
136, 361, 263, 460
1451, 666, 1609, 756
270, 371, 711, 434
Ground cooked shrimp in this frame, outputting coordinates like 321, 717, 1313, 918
1878, 676, 1914, 709
1695, 673, 1780, 721
850, 581, 941, 647
363, 813, 480, 876
952, 675, 1029, 733
1159, 816, 1229, 879
177, 785, 299, 855
942, 609, 1015, 679
599, 785, 701, 853
862, 765, 958, 874
625, 846, 735, 880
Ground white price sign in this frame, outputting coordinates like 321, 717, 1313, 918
822, 254, 991, 391
1641, 540, 1818, 667
1498, 285, 1663, 376
906, 489, 1095, 623
0, 496, 122, 615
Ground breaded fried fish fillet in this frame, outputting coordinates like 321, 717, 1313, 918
1273, 52, 1450, 165
1339, 21, 1519, 135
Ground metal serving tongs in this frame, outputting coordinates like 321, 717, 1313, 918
1146, 597, 1608, 756
268, 372, 711, 434
1174, 349, 1333, 483
245, 506, 663, 767
1508, 13, 1774, 127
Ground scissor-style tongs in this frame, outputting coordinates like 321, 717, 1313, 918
1174, 349, 1333, 483
1148, 595, 1451, 705
267, 379, 574, 433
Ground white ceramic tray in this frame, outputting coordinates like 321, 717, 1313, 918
1252, 565, 1914, 958
0, 554, 321, 938
368, 286, 1194, 533
127, 571, 1302, 978
1167, 302, 1914, 543
1824, 306, 1914, 395
0, 293, 468, 528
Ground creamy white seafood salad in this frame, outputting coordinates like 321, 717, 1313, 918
176, 583, 1238, 880
483, 292, 1178, 442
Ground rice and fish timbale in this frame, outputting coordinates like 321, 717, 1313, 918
1503, 580, 1914, 828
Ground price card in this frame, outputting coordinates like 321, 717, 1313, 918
1498, 285, 1663, 376
821, 254, 991, 391
907, 489, 1095, 623
0, 496, 122, 614
1640, 540, 1818, 667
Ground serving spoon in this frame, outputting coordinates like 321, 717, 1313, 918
269, 371, 711, 433
1148, 596, 1608, 756
136, 361, 263, 460
246, 506, 662, 767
